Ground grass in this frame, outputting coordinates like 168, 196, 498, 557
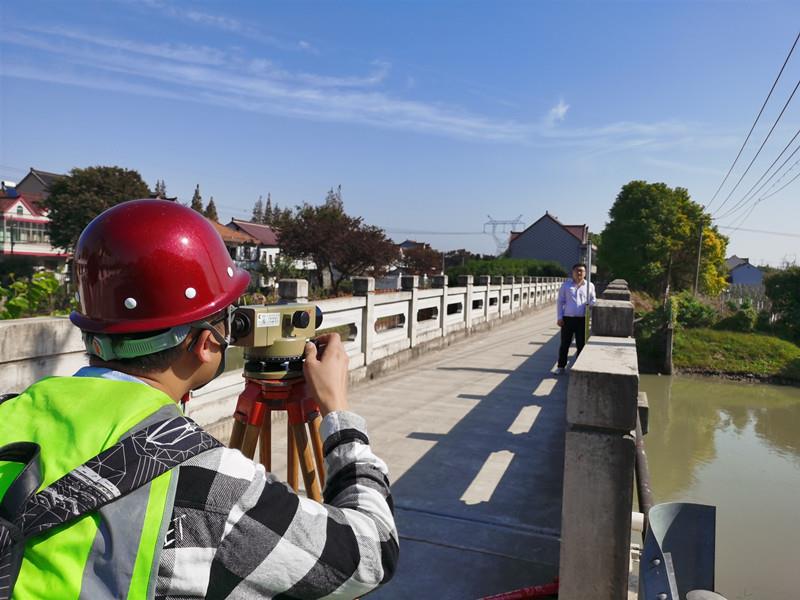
674, 328, 800, 383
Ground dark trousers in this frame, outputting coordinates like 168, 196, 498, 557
558, 316, 586, 368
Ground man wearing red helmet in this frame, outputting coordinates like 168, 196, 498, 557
0, 200, 397, 599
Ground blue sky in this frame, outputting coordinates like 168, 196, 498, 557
2, 1, 799, 265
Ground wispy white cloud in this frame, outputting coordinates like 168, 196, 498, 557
1, 26, 718, 150
545, 99, 569, 125
137, 0, 315, 53
642, 157, 725, 177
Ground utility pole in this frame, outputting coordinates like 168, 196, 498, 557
693, 221, 704, 295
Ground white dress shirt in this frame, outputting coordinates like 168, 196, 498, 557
557, 278, 597, 320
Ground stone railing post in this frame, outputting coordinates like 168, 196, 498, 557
353, 277, 376, 365
559, 298, 638, 599
402, 275, 420, 347
491, 276, 503, 318
278, 278, 309, 303
458, 275, 474, 330
432, 275, 448, 337
477, 275, 490, 321
504, 276, 515, 313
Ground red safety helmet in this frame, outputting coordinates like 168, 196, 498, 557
70, 199, 251, 334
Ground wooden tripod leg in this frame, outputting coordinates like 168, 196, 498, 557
229, 420, 246, 450
241, 424, 261, 460
287, 419, 299, 491
258, 410, 272, 471
309, 415, 326, 485
292, 423, 322, 502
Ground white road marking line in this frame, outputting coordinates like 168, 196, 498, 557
533, 378, 557, 396
508, 405, 541, 434
460, 450, 514, 505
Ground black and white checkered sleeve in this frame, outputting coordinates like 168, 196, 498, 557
156, 411, 398, 599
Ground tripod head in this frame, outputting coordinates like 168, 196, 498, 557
230, 303, 323, 380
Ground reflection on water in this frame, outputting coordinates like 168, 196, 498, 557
640, 375, 800, 600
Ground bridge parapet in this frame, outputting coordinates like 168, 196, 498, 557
560, 282, 639, 599
0, 276, 565, 434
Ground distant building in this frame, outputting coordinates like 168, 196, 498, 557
726, 256, 764, 286
14, 168, 65, 200
0, 188, 69, 270
226, 219, 280, 267
507, 212, 595, 274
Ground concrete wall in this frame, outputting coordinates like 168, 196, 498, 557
559, 281, 639, 600
0, 276, 564, 438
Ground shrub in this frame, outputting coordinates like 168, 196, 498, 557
447, 257, 565, 279
674, 291, 716, 328
714, 306, 757, 332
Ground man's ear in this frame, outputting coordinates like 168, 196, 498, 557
189, 330, 219, 364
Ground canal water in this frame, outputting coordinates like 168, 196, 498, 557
640, 374, 800, 600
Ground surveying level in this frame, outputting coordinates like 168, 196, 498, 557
228, 303, 326, 502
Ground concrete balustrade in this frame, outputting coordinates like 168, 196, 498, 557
0, 276, 565, 432
559, 280, 640, 600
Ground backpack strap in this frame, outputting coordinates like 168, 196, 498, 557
0, 416, 221, 600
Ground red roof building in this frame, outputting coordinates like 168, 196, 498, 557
0, 189, 69, 268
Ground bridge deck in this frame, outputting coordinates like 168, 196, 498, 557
270, 308, 569, 599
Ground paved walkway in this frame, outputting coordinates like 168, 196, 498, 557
359, 309, 567, 598
269, 308, 569, 598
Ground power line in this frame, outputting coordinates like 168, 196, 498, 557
713, 76, 800, 216
717, 224, 800, 238
385, 229, 486, 236
715, 126, 800, 221
706, 31, 800, 212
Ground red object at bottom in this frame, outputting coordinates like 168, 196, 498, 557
479, 579, 559, 600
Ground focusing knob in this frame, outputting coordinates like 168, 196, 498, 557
292, 310, 310, 329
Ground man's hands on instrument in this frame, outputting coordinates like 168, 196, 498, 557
304, 333, 350, 416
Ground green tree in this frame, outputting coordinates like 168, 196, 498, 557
190, 184, 203, 212
403, 245, 442, 276
44, 166, 151, 251
601, 181, 727, 296
204, 196, 219, 221
0, 272, 63, 319
252, 196, 264, 223
765, 266, 800, 340
277, 201, 398, 291
153, 179, 168, 198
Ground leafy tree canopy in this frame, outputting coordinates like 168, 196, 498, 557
190, 184, 203, 212
276, 200, 398, 291
403, 245, 442, 276
44, 166, 151, 251
204, 197, 219, 221
765, 266, 800, 341
600, 181, 727, 296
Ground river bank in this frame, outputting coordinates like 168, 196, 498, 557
673, 328, 800, 386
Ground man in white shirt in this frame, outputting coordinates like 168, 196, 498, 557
555, 263, 596, 374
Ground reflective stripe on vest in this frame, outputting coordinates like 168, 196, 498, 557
0, 377, 181, 599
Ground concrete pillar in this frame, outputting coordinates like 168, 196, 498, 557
278, 279, 309, 303
504, 276, 515, 313
400, 275, 419, 348
432, 275, 448, 337
602, 287, 631, 301
559, 335, 639, 600
591, 300, 635, 337
402, 276, 420, 347
459, 275, 474, 330
353, 277, 376, 365
477, 275, 490, 321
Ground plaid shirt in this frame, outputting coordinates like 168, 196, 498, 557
155, 411, 398, 599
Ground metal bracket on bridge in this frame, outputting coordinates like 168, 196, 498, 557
639, 502, 726, 600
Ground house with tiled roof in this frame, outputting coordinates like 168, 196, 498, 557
725, 255, 763, 286
226, 219, 280, 268
15, 168, 65, 200
0, 187, 69, 270
507, 211, 595, 274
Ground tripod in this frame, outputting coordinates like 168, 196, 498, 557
229, 376, 325, 502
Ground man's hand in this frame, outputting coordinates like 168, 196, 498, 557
304, 333, 349, 416
557, 319, 564, 328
